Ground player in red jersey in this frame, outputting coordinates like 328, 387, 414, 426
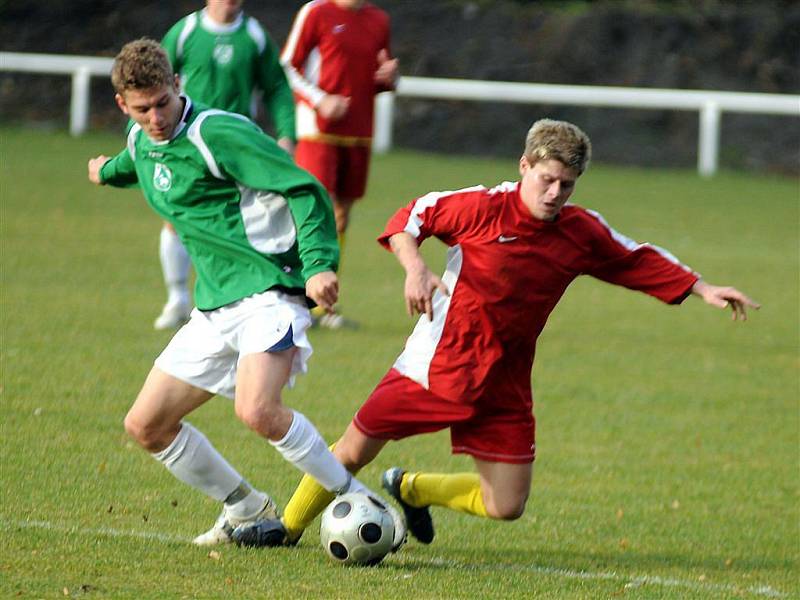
232, 119, 759, 549
281, 0, 398, 327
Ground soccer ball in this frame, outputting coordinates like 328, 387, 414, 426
319, 492, 395, 566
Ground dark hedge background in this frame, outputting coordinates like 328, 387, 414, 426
1, 0, 798, 173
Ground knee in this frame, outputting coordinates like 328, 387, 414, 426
124, 412, 171, 452
235, 400, 288, 440
333, 444, 372, 472
485, 493, 529, 521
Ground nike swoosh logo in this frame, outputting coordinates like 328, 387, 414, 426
497, 235, 518, 243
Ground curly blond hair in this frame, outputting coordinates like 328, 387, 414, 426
111, 38, 174, 94
524, 119, 592, 174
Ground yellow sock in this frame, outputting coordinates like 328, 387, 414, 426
401, 472, 488, 518
282, 443, 360, 539
282, 472, 334, 540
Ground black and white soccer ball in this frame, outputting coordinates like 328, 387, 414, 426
319, 492, 395, 566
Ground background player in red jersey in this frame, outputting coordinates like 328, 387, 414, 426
281, 0, 398, 327
232, 119, 759, 548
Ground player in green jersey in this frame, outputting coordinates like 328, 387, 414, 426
155, 0, 297, 331
87, 38, 406, 548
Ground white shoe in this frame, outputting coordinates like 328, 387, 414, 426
317, 312, 360, 330
192, 497, 279, 546
153, 301, 192, 330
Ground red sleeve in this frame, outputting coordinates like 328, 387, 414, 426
375, 12, 396, 94
281, 2, 322, 105
377, 187, 486, 250
582, 209, 699, 304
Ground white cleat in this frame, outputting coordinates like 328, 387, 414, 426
153, 301, 192, 330
192, 497, 279, 546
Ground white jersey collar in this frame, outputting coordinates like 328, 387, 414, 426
200, 8, 244, 34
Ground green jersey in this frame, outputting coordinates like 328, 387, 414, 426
99, 99, 338, 311
162, 9, 295, 141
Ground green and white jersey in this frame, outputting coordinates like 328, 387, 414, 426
162, 9, 295, 141
99, 98, 337, 311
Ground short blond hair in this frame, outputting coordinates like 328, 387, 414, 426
111, 38, 174, 94
524, 119, 592, 174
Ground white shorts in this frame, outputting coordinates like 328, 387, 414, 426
154, 290, 313, 400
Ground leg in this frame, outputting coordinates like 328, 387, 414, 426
125, 365, 212, 453
331, 195, 355, 237
280, 423, 388, 540
235, 350, 374, 495
155, 222, 192, 330
473, 459, 533, 520
126, 367, 276, 544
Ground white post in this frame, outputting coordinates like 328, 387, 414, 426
69, 66, 91, 136
698, 101, 721, 177
372, 91, 395, 154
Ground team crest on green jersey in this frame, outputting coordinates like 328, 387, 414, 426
153, 163, 173, 191
213, 43, 234, 65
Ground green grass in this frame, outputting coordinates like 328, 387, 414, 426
1, 126, 798, 599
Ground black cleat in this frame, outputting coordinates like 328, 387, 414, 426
381, 467, 434, 544
232, 518, 301, 548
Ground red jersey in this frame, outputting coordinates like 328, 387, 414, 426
281, 0, 393, 144
378, 181, 699, 407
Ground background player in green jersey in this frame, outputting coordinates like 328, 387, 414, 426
155, 0, 296, 331
86, 38, 405, 548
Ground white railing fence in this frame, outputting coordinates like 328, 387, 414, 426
2, 51, 799, 176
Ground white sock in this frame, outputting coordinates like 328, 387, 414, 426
223, 483, 268, 520
270, 410, 366, 494
152, 422, 243, 502
159, 226, 191, 306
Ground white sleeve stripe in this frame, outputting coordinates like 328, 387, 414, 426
403, 185, 486, 238
280, 1, 326, 105
245, 17, 266, 54
186, 109, 252, 180
176, 13, 198, 61
281, 1, 315, 63
126, 124, 141, 160
586, 208, 692, 272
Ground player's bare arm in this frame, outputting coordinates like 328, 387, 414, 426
87, 155, 110, 184
305, 270, 339, 313
389, 232, 449, 320
691, 279, 761, 321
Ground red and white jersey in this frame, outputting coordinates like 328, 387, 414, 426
281, 0, 393, 144
378, 181, 700, 407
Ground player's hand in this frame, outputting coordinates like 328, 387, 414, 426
692, 279, 761, 321
404, 266, 449, 321
306, 271, 339, 313
87, 155, 110, 184
317, 94, 350, 121
374, 49, 399, 87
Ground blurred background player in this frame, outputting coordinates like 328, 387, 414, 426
154, 0, 296, 330
86, 39, 404, 548
233, 119, 760, 548
281, 0, 398, 328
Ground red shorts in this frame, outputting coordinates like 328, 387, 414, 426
353, 369, 536, 464
295, 140, 371, 200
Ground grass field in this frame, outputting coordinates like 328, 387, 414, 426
1, 126, 798, 599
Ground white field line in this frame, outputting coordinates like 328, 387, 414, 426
4, 519, 787, 599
